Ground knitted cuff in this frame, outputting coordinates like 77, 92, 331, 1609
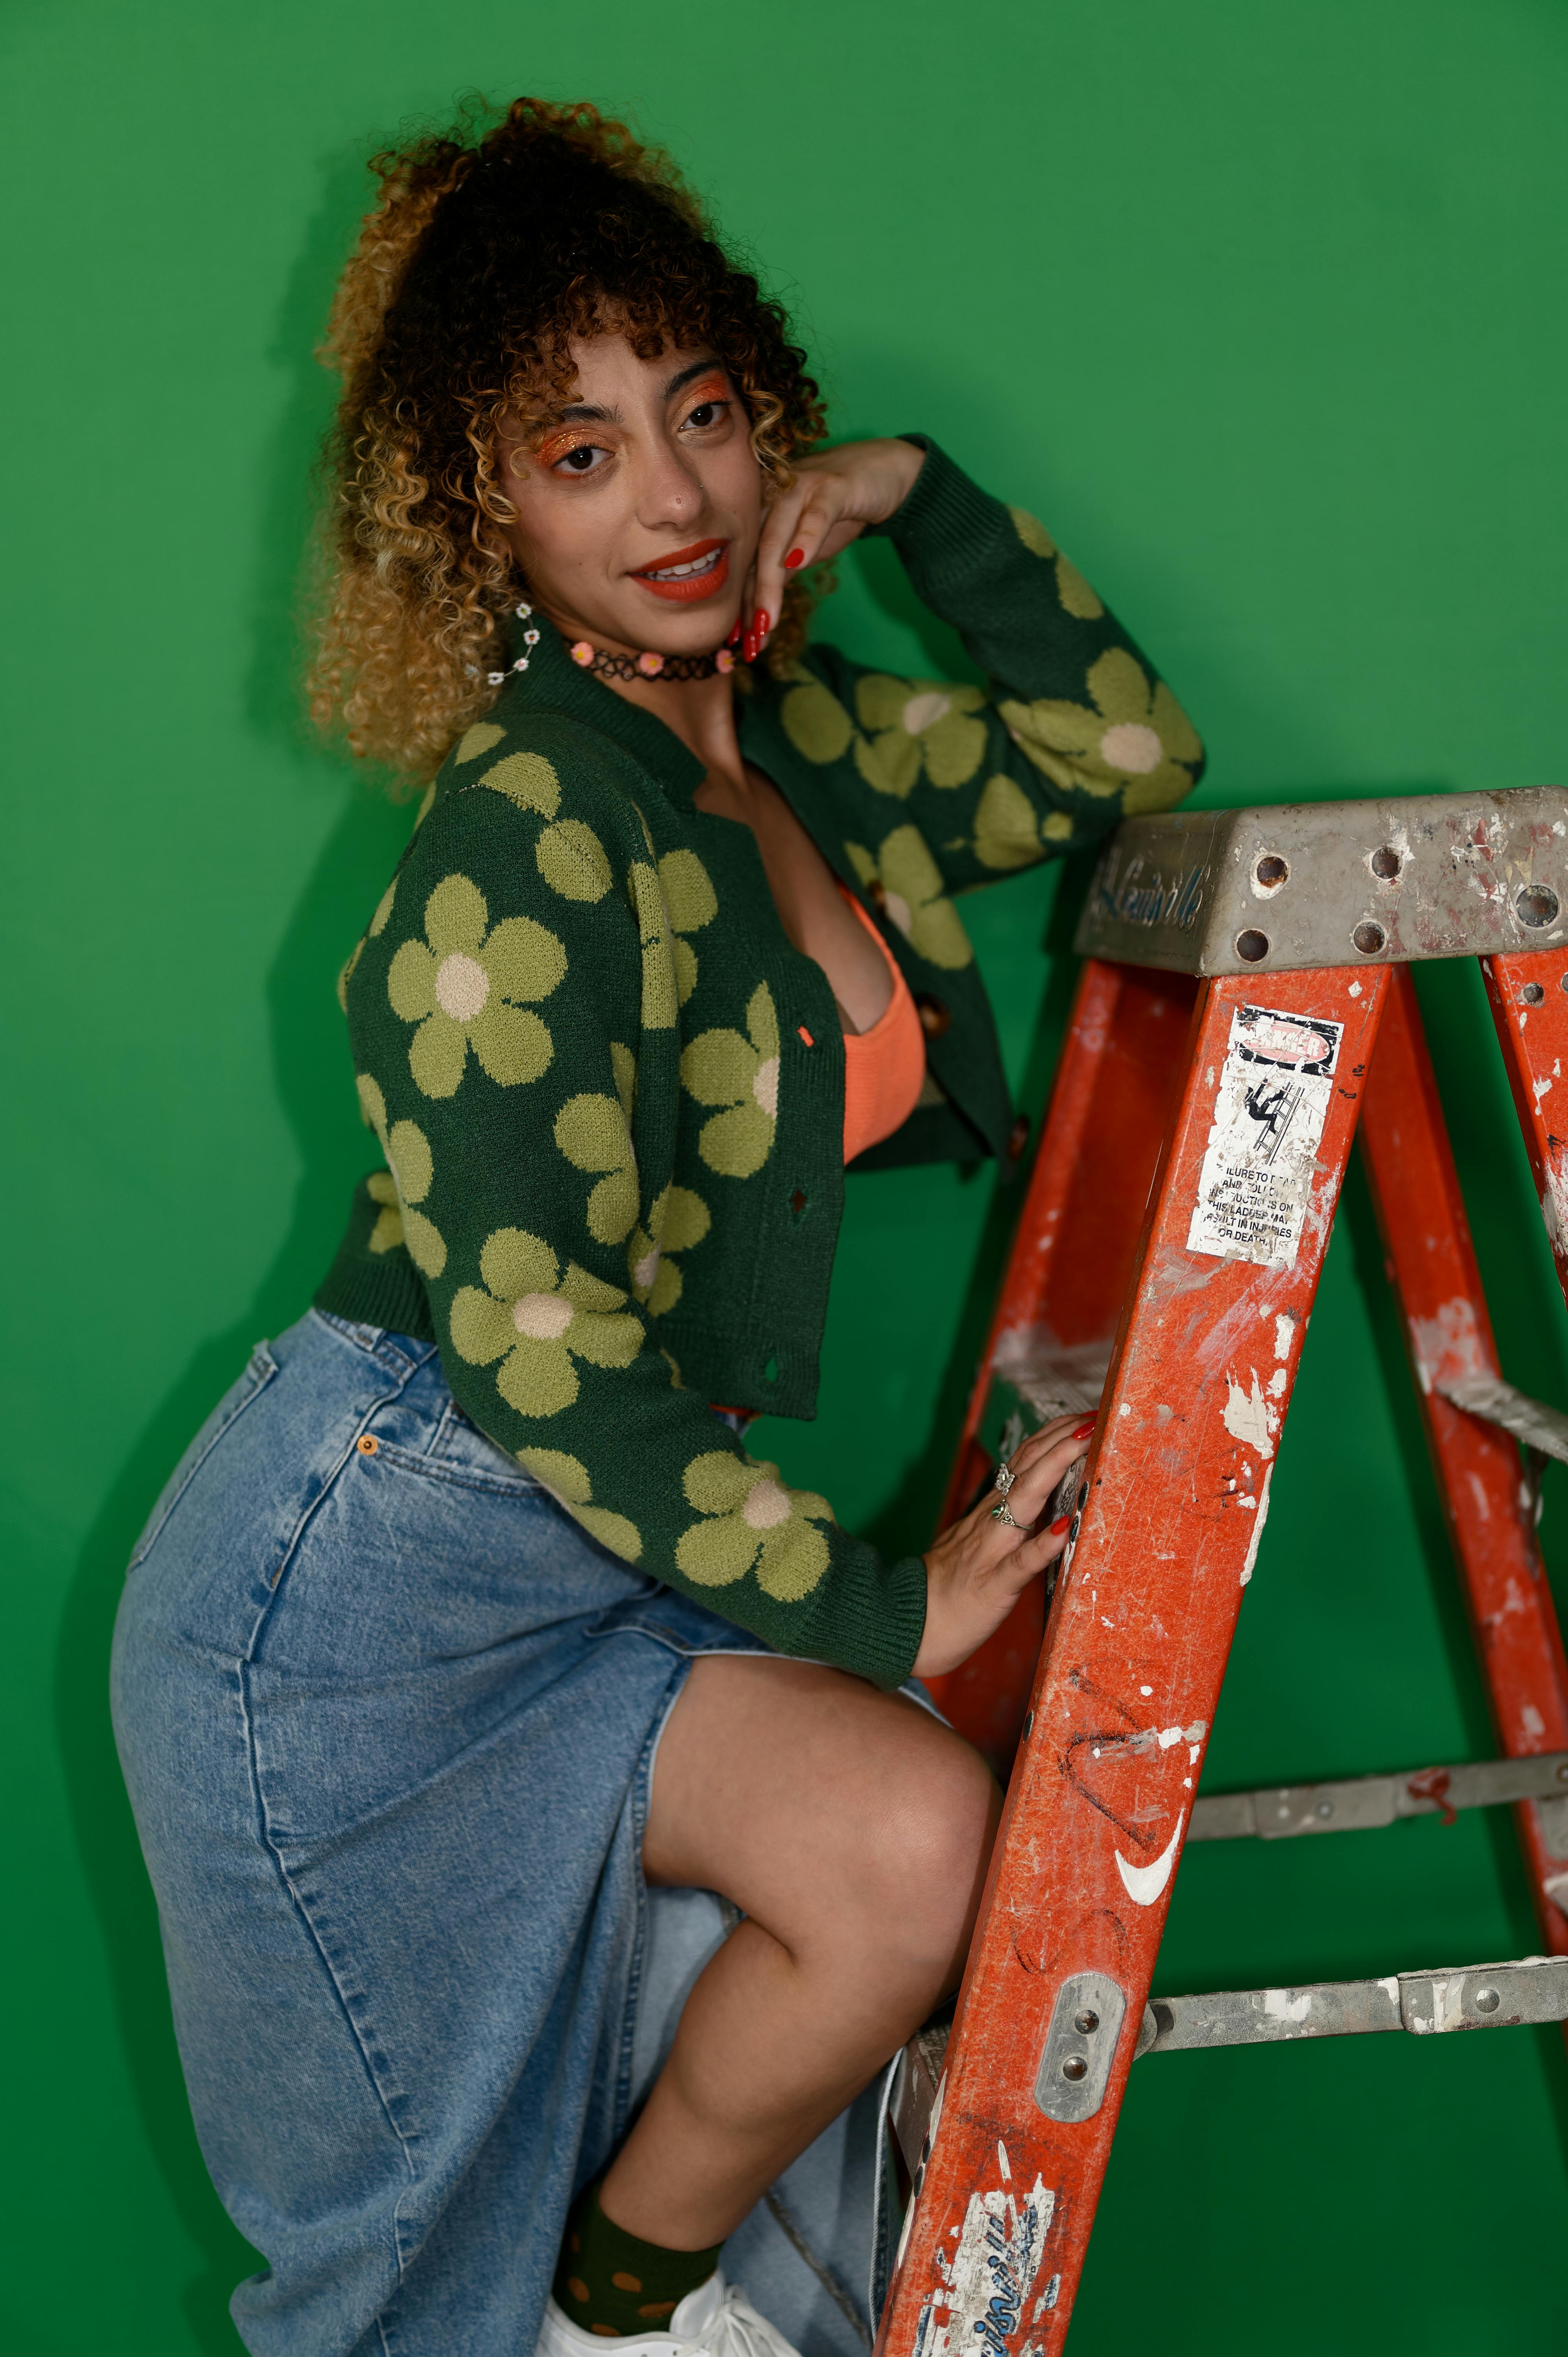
799, 1549, 929, 1691
865, 435, 1012, 590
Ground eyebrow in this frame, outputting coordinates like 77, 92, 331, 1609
663, 357, 726, 401
550, 358, 727, 427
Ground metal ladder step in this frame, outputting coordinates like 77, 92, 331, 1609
891, 1954, 1568, 2172
1187, 1748, 1568, 1842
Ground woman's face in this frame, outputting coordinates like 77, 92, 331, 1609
501, 331, 762, 656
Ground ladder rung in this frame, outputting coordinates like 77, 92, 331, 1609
890, 1953, 1568, 2167
1138, 1955, 1568, 2053
888, 2014, 950, 2181
1437, 1373, 1568, 1467
1188, 1750, 1568, 1840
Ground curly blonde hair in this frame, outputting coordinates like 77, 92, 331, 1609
307, 97, 828, 785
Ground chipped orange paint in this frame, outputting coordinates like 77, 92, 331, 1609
886, 968, 1389, 2357
1363, 965, 1568, 1780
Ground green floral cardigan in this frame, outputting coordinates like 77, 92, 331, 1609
315, 440, 1204, 1688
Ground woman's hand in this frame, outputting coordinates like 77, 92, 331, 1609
913, 1412, 1097, 1680
743, 438, 926, 662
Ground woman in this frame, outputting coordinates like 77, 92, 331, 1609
112, 98, 1204, 2357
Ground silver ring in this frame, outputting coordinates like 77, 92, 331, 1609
991, 1497, 1020, 1527
993, 1461, 1016, 1496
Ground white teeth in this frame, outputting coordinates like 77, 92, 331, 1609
643, 548, 722, 581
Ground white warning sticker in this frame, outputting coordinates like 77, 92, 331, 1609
1187, 1004, 1343, 1269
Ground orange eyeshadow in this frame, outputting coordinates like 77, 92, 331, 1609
535, 428, 603, 468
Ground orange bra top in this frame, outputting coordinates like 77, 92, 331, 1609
836, 888, 927, 1163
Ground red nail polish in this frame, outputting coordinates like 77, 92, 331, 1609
1049, 1514, 1070, 1536
726, 617, 743, 646
756, 610, 771, 639
1072, 1419, 1095, 1438
784, 548, 805, 569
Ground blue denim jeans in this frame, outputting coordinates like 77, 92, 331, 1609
111, 1310, 899, 2357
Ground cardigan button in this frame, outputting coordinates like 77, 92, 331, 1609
865, 879, 888, 914
790, 1188, 807, 1216
1007, 1115, 1031, 1161
915, 994, 951, 1038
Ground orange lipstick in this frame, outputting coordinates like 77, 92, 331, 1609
632, 538, 730, 603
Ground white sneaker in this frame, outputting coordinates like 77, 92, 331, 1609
537, 2270, 802, 2357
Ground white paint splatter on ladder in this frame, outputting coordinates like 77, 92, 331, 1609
915, 2170, 1056, 2357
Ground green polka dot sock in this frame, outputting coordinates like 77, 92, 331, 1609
553, 2177, 723, 2339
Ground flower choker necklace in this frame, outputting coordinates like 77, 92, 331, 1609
485, 602, 744, 690
568, 640, 739, 682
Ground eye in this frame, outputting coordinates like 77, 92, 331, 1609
679, 388, 732, 434
551, 442, 611, 477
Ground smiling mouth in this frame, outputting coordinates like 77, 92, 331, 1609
632, 539, 730, 602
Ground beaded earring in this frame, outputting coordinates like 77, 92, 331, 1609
486, 601, 542, 687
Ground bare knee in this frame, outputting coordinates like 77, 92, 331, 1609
852, 1726, 1001, 1999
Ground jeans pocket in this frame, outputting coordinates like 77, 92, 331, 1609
127, 1340, 279, 1572
369, 1441, 547, 1501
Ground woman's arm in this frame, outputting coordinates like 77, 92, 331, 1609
752, 436, 1205, 883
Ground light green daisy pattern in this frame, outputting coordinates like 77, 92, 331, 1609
999, 647, 1202, 816
536, 817, 613, 904
779, 667, 987, 802
455, 721, 506, 765
516, 1449, 642, 1563
971, 775, 1076, 871
554, 1094, 637, 1244
778, 675, 855, 767
449, 1228, 642, 1418
1007, 506, 1106, 621
387, 874, 566, 1098
478, 748, 562, 815
658, 849, 718, 1004
675, 1451, 835, 1601
628, 860, 680, 1032
680, 982, 780, 1177
627, 1183, 711, 1316
852, 674, 988, 798
355, 1075, 446, 1277
553, 1040, 639, 1244
844, 829, 973, 970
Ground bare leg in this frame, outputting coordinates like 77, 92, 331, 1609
599, 1656, 1000, 2250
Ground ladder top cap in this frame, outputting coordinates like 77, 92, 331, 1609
1074, 784, 1568, 975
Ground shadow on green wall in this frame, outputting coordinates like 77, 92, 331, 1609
51, 147, 415, 2352
50, 783, 417, 2348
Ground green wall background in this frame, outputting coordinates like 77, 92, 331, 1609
6, 2, 1568, 2348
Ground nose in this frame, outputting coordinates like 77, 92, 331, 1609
634, 435, 706, 533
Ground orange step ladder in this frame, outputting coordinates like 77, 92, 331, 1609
878, 788, 1568, 2356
